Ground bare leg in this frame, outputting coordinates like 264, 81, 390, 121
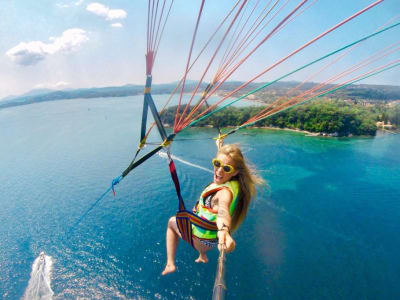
162, 216, 181, 275
195, 252, 209, 263
193, 237, 212, 263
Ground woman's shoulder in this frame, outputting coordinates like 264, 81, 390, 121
201, 181, 237, 198
223, 180, 239, 194
205, 180, 239, 191
214, 180, 240, 199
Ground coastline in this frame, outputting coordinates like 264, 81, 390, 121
256, 126, 321, 136
164, 123, 380, 138
247, 126, 398, 137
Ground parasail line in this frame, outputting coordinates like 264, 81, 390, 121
175, 0, 249, 131
179, 0, 308, 131
142, 0, 242, 141
216, 0, 269, 79
184, 20, 400, 129
238, 60, 400, 130
181, 0, 385, 130
217, 0, 289, 81
244, 41, 400, 125
174, 0, 206, 130
216, 0, 266, 78
179, 0, 308, 130
218, 0, 317, 83
154, 0, 174, 60
151, 0, 162, 51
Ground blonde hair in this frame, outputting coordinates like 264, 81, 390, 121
218, 144, 265, 232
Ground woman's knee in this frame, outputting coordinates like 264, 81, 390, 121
167, 216, 176, 228
167, 216, 181, 238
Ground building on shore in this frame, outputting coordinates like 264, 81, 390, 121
376, 121, 393, 129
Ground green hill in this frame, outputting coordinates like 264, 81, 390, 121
1, 81, 399, 110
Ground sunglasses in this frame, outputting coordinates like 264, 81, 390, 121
212, 158, 235, 174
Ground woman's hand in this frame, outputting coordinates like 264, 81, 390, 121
216, 137, 224, 150
217, 230, 236, 253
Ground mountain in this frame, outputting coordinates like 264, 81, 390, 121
0, 85, 143, 110
0, 82, 206, 110
1, 81, 399, 110
219, 81, 400, 102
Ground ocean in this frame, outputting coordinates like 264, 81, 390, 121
1, 95, 399, 299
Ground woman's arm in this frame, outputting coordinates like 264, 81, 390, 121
216, 188, 236, 252
216, 135, 224, 150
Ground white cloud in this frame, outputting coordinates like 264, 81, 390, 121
35, 81, 70, 89
6, 41, 48, 65
56, 0, 83, 8
6, 29, 89, 66
106, 9, 127, 20
87, 3, 108, 16
55, 81, 69, 88
111, 23, 123, 28
86, 2, 127, 21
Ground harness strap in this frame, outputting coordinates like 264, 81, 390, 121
122, 145, 163, 178
176, 210, 218, 247
176, 211, 194, 246
178, 210, 218, 231
120, 75, 172, 180
140, 91, 149, 142
167, 152, 219, 247
145, 90, 167, 141
168, 159, 185, 211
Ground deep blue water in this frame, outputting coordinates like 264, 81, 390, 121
1, 96, 399, 299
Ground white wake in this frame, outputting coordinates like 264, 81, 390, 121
158, 151, 213, 174
23, 252, 54, 300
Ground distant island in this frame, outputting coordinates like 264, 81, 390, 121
161, 100, 399, 137
1, 80, 400, 109
1, 80, 399, 136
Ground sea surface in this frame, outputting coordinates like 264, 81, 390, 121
1, 95, 399, 299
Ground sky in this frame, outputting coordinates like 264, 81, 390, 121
0, 0, 399, 100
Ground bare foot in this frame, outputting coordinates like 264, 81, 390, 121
195, 254, 209, 263
161, 264, 176, 275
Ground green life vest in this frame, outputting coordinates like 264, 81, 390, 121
192, 180, 239, 240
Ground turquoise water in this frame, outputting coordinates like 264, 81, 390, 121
1, 96, 399, 299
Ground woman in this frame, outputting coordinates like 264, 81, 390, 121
162, 143, 263, 275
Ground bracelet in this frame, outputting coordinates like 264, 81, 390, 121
218, 223, 230, 233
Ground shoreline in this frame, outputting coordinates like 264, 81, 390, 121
164, 124, 385, 138
242, 126, 398, 137
244, 126, 352, 137
256, 126, 320, 136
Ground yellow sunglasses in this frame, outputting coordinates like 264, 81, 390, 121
212, 158, 235, 174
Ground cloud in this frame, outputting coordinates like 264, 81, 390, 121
111, 23, 123, 28
6, 29, 89, 66
35, 81, 70, 89
56, 0, 84, 8
86, 2, 127, 21
55, 81, 70, 88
